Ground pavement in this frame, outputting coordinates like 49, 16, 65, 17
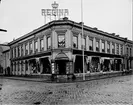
0, 75, 133, 105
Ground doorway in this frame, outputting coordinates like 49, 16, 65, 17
56, 60, 67, 75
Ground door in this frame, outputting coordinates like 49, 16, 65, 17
56, 60, 67, 75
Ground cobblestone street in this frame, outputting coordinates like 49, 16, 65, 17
0, 75, 133, 105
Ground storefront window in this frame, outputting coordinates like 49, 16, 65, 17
47, 36, 51, 49
58, 34, 65, 48
73, 36, 78, 48
102, 41, 105, 52
89, 38, 93, 51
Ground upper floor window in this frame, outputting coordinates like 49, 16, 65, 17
81, 37, 86, 50
96, 40, 99, 52
35, 41, 38, 52
18, 46, 20, 57
47, 36, 51, 49
116, 44, 119, 55
21, 45, 23, 56
25, 43, 28, 55
102, 41, 105, 52
11, 48, 13, 58
29, 42, 32, 54
58, 34, 65, 48
120, 45, 123, 55
89, 38, 93, 51
73, 36, 78, 48
14, 47, 16, 57
126, 47, 129, 56
130, 48, 132, 56
107, 42, 110, 53
112, 43, 115, 54
40, 39, 44, 51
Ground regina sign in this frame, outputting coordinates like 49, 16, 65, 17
41, 1, 69, 23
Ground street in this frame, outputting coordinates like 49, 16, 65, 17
0, 75, 133, 105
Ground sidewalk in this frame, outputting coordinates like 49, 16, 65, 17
1, 70, 133, 83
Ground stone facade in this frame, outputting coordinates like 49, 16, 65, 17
8, 18, 133, 76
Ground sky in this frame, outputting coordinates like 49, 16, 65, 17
0, 0, 132, 43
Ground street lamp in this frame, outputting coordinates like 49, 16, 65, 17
81, 0, 85, 80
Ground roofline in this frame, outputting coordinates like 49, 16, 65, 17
8, 18, 133, 45
2, 49, 10, 53
0, 44, 9, 46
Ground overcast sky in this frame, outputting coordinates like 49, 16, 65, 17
0, 0, 132, 43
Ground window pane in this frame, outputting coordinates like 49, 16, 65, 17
102, 41, 105, 52
81, 38, 85, 49
40, 39, 44, 50
58, 35, 65, 47
112, 44, 115, 54
35, 41, 38, 52
89, 39, 93, 51
47, 37, 51, 49
73, 36, 78, 48
96, 41, 99, 51
107, 42, 110, 53
117, 44, 119, 54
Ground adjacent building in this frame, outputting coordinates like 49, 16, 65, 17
8, 18, 133, 76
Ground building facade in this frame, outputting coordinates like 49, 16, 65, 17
8, 18, 133, 76
0, 44, 10, 74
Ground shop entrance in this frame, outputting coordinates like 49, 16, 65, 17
56, 60, 67, 75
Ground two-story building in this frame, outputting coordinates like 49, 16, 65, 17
8, 18, 133, 76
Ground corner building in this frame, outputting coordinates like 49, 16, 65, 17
8, 18, 133, 76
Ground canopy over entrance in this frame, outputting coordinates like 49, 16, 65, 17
55, 52, 69, 60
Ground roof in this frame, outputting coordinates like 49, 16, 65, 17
8, 17, 133, 45
0, 44, 10, 53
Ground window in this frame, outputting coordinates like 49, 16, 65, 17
21, 45, 23, 56
73, 36, 78, 48
121, 45, 123, 55
18, 46, 20, 57
116, 44, 119, 55
89, 38, 93, 51
14, 47, 16, 57
29, 42, 32, 54
82, 38, 86, 50
40, 39, 44, 51
130, 48, 132, 56
58, 34, 65, 48
35, 41, 38, 52
11, 48, 13, 58
107, 42, 110, 53
112, 43, 115, 54
47, 37, 51, 49
127, 47, 128, 56
25, 43, 28, 55
102, 41, 105, 52
96, 40, 99, 52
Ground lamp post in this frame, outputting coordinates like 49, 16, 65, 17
81, 0, 85, 80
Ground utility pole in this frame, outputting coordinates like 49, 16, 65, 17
81, 0, 85, 80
